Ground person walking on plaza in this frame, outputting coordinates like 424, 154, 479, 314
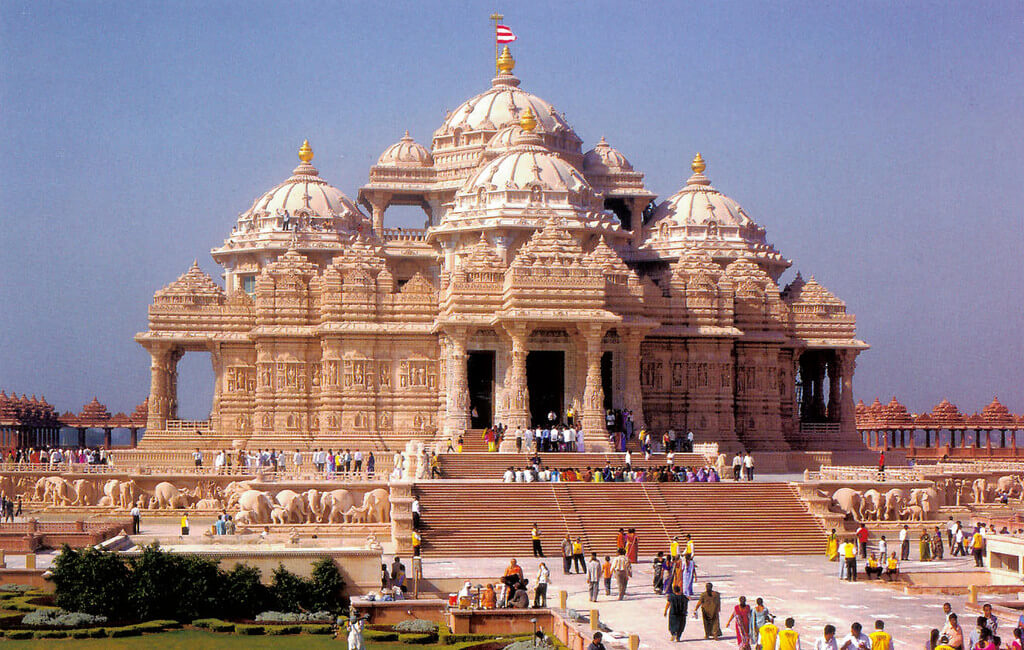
602, 556, 612, 596
411, 497, 421, 529
840, 622, 871, 650
725, 596, 753, 649
779, 618, 801, 650
664, 584, 689, 642
751, 597, 773, 645
694, 582, 722, 640
561, 535, 574, 574
653, 552, 667, 593
843, 538, 858, 581
587, 552, 602, 602
531, 523, 544, 557
856, 523, 870, 558
757, 612, 779, 650
130, 504, 141, 534
611, 549, 632, 600
534, 562, 549, 608
817, 625, 839, 650
869, 620, 893, 650
626, 528, 639, 563
932, 525, 945, 560
899, 525, 910, 561
971, 528, 985, 567
827, 529, 839, 562
180, 513, 189, 536
744, 452, 755, 481
732, 453, 743, 481
878, 535, 887, 560
920, 528, 932, 561
616, 527, 627, 554
573, 536, 586, 574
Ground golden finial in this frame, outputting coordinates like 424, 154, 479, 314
520, 107, 537, 132
496, 45, 515, 74
298, 139, 314, 164
691, 152, 706, 174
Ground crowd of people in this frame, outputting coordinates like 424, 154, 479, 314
501, 457, 723, 483
828, 519, 995, 581
4, 446, 112, 466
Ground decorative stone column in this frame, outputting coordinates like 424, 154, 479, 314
838, 349, 859, 438
146, 344, 181, 430
443, 328, 470, 437
826, 353, 840, 421
368, 195, 390, 237
502, 323, 531, 430
578, 323, 608, 436
621, 328, 646, 428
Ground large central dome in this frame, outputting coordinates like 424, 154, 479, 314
430, 47, 582, 190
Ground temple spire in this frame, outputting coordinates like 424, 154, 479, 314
691, 152, 706, 174
298, 139, 314, 164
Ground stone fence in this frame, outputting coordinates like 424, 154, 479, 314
808, 465, 923, 482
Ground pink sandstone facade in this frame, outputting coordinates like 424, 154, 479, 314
135, 47, 867, 453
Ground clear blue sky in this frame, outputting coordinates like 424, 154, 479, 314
1, 1, 1022, 420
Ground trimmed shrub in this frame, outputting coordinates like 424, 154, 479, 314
395, 619, 439, 633
235, 624, 265, 635
400, 632, 439, 644
192, 618, 234, 633
0, 611, 24, 627
134, 620, 177, 631
89, 628, 108, 638
302, 624, 333, 635
34, 629, 69, 639
22, 608, 108, 627
0, 584, 32, 593
365, 629, 400, 642
503, 638, 557, 650
71, 629, 94, 638
5, 630, 33, 640
109, 626, 143, 638
267, 625, 301, 635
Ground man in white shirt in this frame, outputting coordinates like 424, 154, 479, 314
816, 625, 839, 650
514, 428, 524, 453
130, 504, 141, 534
524, 428, 534, 452
292, 449, 303, 471
503, 468, 514, 482
353, 450, 363, 473
839, 623, 870, 650
743, 453, 755, 481
214, 450, 225, 473
411, 497, 421, 529
686, 430, 695, 452
947, 516, 957, 548
624, 450, 632, 468
878, 536, 887, 559
732, 454, 743, 481
899, 525, 910, 560
837, 541, 849, 579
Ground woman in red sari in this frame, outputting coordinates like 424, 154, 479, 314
625, 528, 639, 563
724, 595, 753, 649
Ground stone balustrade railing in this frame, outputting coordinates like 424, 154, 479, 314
693, 442, 719, 459
809, 465, 924, 482
0, 462, 395, 482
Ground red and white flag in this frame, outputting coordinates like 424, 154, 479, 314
496, 24, 517, 44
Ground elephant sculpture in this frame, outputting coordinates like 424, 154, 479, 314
972, 478, 990, 504
118, 480, 141, 509
304, 489, 325, 522
235, 490, 273, 524
275, 490, 309, 524
344, 504, 371, 523
320, 489, 356, 524
270, 507, 288, 525
860, 489, 883, 521
995, 475, 1024, 498
883, 489, 908, 520
360, 488, 390, 523
908, 487, 941, 519
830, 488, 862, 518
195, 497, 223, 510
150, 482, 184, 510
70, 479, 98, 506
43, 477, 73, 506
900, 504, 925, 521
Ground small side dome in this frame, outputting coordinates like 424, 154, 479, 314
376, 131, 433, 167
583, 137, 634, 175
485, 125, 526, 155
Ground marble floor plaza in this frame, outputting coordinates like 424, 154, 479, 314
424, 554, 978, 650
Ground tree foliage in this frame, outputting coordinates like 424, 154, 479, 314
48, 545, 131, 617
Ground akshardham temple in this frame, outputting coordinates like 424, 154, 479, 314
135, 46, 867, 453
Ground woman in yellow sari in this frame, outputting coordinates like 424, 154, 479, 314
826, 529, 839, 561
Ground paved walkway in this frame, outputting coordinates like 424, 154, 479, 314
422, 554, 981, 650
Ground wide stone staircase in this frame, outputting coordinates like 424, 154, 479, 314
414, 482, 825, 557
437, 452, 709, 479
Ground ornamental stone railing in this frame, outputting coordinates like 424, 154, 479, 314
808, 465, 924, 482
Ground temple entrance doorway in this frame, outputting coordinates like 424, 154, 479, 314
467, 351, 494, 429
175, 352, 214, 421
601, 351, 613, 411
527, 351, 564, 426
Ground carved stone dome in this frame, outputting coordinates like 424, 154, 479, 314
376, 131, 433, 167
466, 140, 592, 197
583, 137, 634, 175
485, 125, 524, 155
650, 154, 753, 229
235, 141, 363, 234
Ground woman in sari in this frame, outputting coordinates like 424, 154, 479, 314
932, 526, 944, 560
826, 529, 839, 561
725, 596, 753, 649
749, 597, 773, 643
920, 528, 932, 561
682, 554, 696, 597
652, 553, 667, 593
626, 529, 639, 564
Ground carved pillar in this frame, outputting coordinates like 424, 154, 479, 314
621, 328, 646, 428
167, 348, 183, 420
146, 344, 180, 431
103, 427, 112, 448
579, 324, 608, 436
444, 328, 470, 436
368, 194, 390, 236
838, 349, 859, 439
130, 428, 139, 448
810, 357, 826, 421
208, 342, 223, 431
502, 323, 531, 430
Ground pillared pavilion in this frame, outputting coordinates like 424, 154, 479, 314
135, 46, 867, 452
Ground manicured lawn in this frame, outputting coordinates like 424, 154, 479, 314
2, 629, 511, 649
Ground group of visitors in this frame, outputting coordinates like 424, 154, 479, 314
0, 495, 23, 522
934, 601, 1022, 650
373, 556, 408, 601
612, 425, 696, 454
829, 520, 991, 580
5, 446, 110, 466
199, 448, 379, 477
510, 425, 587, 454
501, 459, 721, 483
461, 558, 548, 610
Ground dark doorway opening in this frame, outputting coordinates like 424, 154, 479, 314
467, 351, 495, 429
601, 351, 613, 411
603, 198, 632, 231
527, 351, 564, 426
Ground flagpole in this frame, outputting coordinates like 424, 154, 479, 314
490, 12, 503, 73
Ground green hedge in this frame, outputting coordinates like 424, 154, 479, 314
235, 624, 265, 635
302, 624, 333, 635
72, 629, 94, 639
365, 629, 400, 642
0, 611, 23, 627
192, 618, 234, 633
400, 632, 439, 644
5, 630, 33, 640
267, 625, 301, 635
109, 626, 143, 638
34, 629, 69, 639
90, 628, 108, 638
